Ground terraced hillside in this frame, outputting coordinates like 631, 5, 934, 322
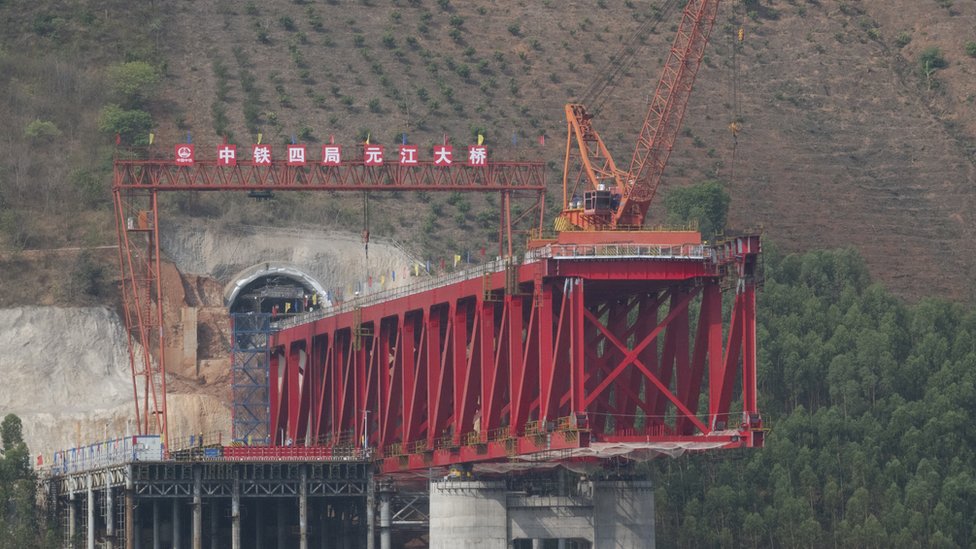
1, 0, 975, 301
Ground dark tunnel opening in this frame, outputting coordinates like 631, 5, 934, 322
228, 274, 322, 319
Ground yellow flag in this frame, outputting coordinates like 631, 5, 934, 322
477, 133, 484, 146
454, 254, 462, 268
738, 28, 744, 42
380, 274, 386, 285
365, 132, 370, 145
284, 302, 291, 313
148, 133, 155, 145
414, 263, 420, 276
257, 133, 263, 144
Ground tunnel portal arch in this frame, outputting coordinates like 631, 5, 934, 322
224, 263, 329, 315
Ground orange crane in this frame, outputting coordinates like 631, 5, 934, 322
556, 0, 722, 231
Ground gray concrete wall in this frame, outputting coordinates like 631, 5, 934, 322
593, 480, 655, 549
430, 477, 655, 549
508, 495, 594, 543
429, 480, 508, 549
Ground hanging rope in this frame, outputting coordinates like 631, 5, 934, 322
362, 191, 370, 280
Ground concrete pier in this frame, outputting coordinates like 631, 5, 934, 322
429, 480, 508, 548
429, 475, 655, 549
379, 490, 392, 549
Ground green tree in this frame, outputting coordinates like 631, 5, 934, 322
0, 413, 56, 548
663, 179, 730, 240
23, 119, 62, 143
107, 61, 160, 107
1, 414, 24, 450
654, 247, 976, 547
98, 104, 153, 145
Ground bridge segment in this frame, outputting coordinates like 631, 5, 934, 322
269, 232, 763, 474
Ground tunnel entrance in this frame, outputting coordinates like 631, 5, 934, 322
225, 264, 328, 320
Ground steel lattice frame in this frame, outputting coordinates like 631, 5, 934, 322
113, 187, 168, 444
270, 236, 762, 473
231, 313, 272, 443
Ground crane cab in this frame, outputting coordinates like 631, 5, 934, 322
556, 185, 622, 231
583, 189, 616, 216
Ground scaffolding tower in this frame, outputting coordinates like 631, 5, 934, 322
231, 313, 272, 443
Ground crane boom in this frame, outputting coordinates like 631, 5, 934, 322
556, 0, 722, 231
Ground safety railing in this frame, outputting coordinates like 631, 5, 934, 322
527, 243, 712, 261
276, 242, 714, 332
41, 431, 370, 476
41, 435, 164, 476
275, 257, 511, 330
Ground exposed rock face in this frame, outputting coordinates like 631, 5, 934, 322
0, 306, 232, 459
0, 307, 132, 416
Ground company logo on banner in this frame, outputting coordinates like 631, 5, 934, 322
175, 144, 194, 165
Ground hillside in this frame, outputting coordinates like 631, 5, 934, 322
2, 0, 976, 302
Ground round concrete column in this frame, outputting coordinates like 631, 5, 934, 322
592, 480, 655, 549
429, 480, 508, 549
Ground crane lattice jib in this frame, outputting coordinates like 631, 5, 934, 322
619, 0, 721, 226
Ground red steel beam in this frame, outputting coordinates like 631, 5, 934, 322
113, 160, 545, 192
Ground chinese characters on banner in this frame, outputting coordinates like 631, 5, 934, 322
252, 145, 272, 166
398, 145, 419, 165
287, 145, 306, 166
216, 144, 236, 166
468, 145, 487, 166
199, 142, 490, 166
322, 145, 342, 166
433, 145, 453, 166
364, 144, 384, 166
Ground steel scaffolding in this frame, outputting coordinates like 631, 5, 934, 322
231, 313, 272, 443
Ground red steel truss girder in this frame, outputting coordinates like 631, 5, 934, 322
113, 160, 546, 192
269, 253, 761, 472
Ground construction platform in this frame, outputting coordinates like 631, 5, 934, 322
45, 436, 373, 549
